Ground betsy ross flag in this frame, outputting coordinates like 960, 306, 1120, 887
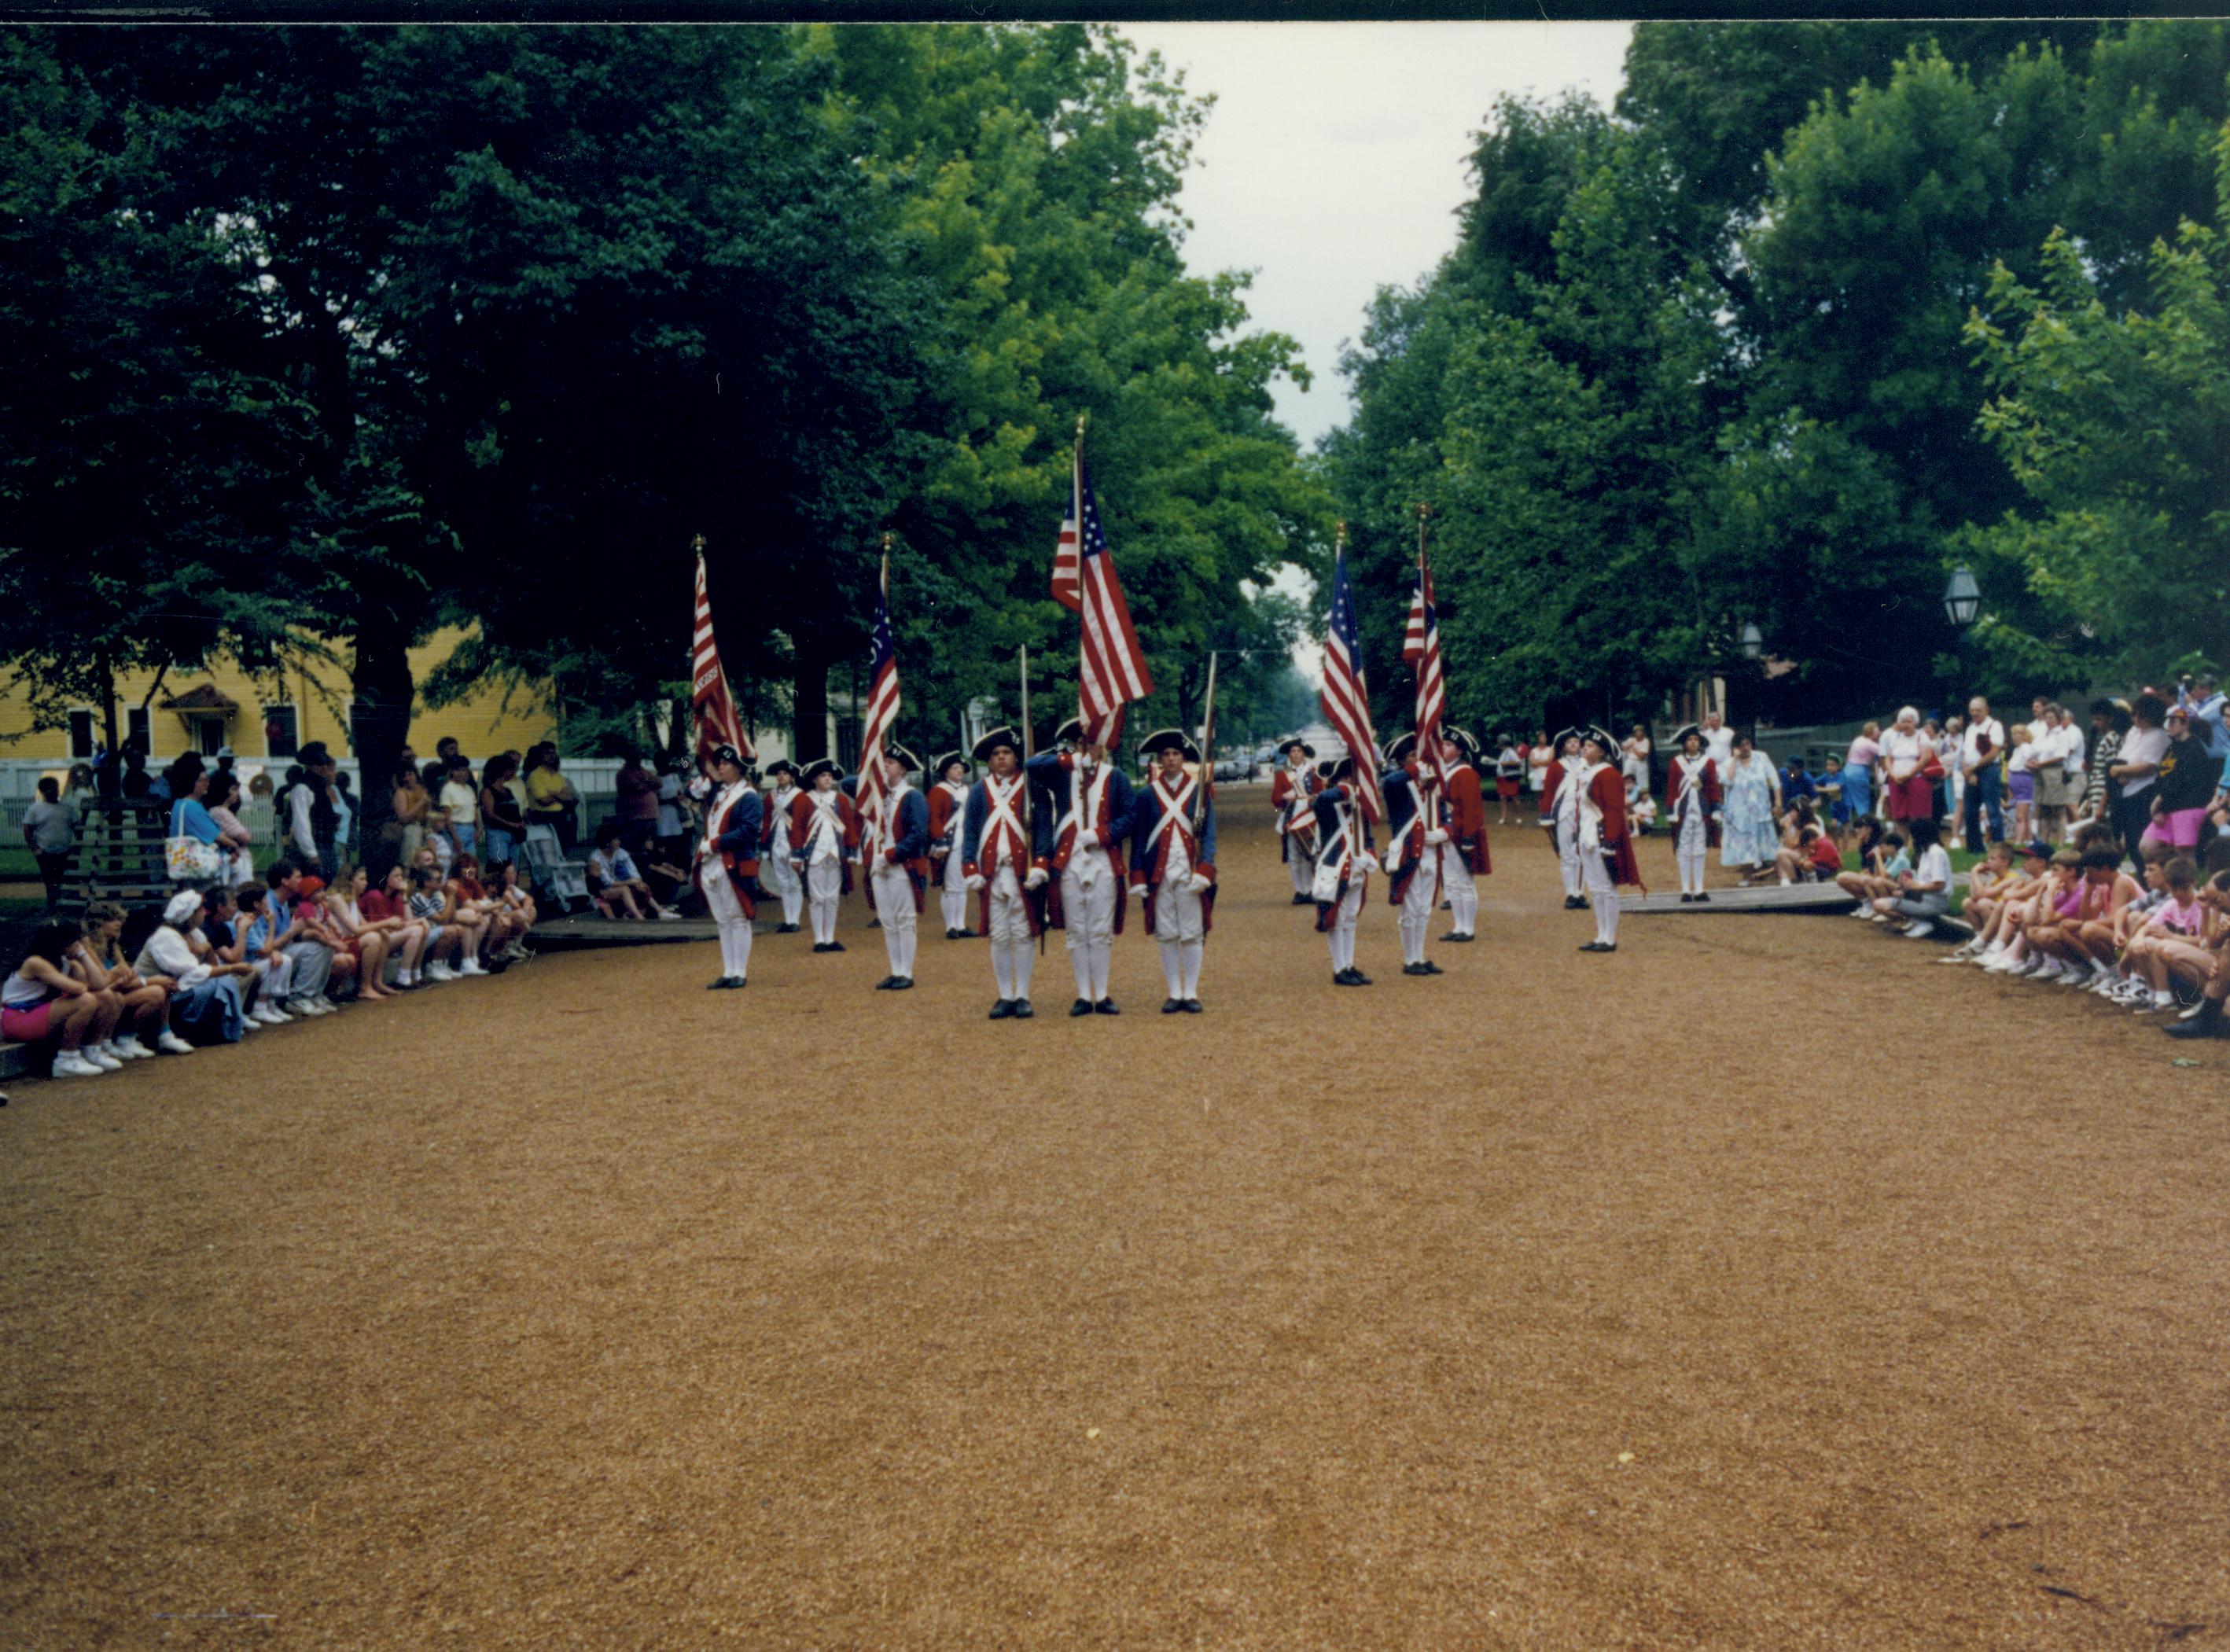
1402, 547, 1446, 789
692, 546, 752, 763
1054, 451, 1154, 747
854, 553, 902, 863
1322, 543, 1385, 823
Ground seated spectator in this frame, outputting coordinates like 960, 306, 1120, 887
2062, 844, 2147, 992
21, 775, 79, 909
2009, 849, 2094, 981
360, 866, 433, 988
1807, 822, 1844, 882
408, 863, 484, 979
264, 859, 339, 1017
488, 859, 539, 940
205, 774, 256, 888
1868, 819, 1952, 940
1938, 841, 2022, 962
2163, 871, 2230, 1039
424, 808, 459, 879
1772, 801, 1824, 885
1624, 763, 1658, 835
132, 889, 251, 1046
4, 922, 131, 1077
2113, 851, 2203, 1011
67, 901, 169, 1055
586, 825, 680, 920
322, 863, 408, 1001
1839, 826, 1908, 916
234, 883, 299, 1024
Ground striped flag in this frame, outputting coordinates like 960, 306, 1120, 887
691, 546, 752, 763
1321, 545, 1385, 822
1404, 549, 1446, 787
854, 553, 901, 863
1051, 504, 1081, 612
1065, 454, 1154, 747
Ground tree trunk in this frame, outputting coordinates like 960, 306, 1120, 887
351, 602, 415, 877
791, 638, 833, 767
97, 646, 120, 801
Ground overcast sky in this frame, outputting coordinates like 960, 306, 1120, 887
1123, 22, 1635, 451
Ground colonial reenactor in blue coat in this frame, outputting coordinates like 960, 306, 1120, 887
694, 744, 762, 990
961, 725, 1054, 1020
1271, 737, 1321, 904
1028, 717, 1137, 1017
1128, 729, 1217, 1013
863, 744, 931, 992
1382, 734, 1447, 977
1312, 752, 1377, 986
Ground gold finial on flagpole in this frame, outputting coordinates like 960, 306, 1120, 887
691, 533, 706, 553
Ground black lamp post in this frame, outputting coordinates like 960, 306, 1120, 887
1738, 622, 1764, 741
1942, 565, 1981, 712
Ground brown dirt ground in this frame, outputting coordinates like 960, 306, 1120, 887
3, 786, 2227, 1649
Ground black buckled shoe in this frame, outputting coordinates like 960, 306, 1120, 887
1070, 998, 1095, 1017
825, 940, 845, 953
889, 977, 913, 991
1564, 895, 1586, 910
1422, 959, 1444, 974
1182, 999, 1203, 1014
1010, 999, 1033, 1019
1291, 892, 1313, 906
1161, 997, 1185, 1014
988, 999, 1015, 1020
777, 923, 800, 933
874, 976, 898, 990
1095, 999, 1121, 1015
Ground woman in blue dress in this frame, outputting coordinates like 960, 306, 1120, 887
1719, 731, 1784, 881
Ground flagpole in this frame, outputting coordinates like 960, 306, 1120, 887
1020, 642, 1043, 951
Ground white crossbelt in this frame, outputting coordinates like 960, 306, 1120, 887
980, 775, 1029, 865
1143, 777, 1198, 855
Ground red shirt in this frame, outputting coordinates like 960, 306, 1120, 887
360, 889, 399, 922
1809, 834, 1844, 876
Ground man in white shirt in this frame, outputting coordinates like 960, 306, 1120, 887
1701, 712, 1735, 773
1960, 697, 2007, 846
2180, 671, 2227, 763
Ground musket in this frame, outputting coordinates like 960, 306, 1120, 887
1020, 643, 1045, 951
1193, 650, 1219, 841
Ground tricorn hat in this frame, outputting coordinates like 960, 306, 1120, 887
931, 750, 968, 779
1278, 737, 1316, 759
1441, 725, 1481, 763
972, 725, 1023, 763
707, 743, 748, 773
1386, 730, 1419, 763
1550, 726, 1584, 753
879, 743, 919, 774
1322, 753, 1360, 784
763, 758, 799, 781
800, 756, 841, 784
1672, 723, 1703, 750
1138, 728, 1201, 763
1581, 725, 1619, 756
1053, 716, 1085, 749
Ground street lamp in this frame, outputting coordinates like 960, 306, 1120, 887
1943, 565, 1982, 629
1739, 622, 1764, 661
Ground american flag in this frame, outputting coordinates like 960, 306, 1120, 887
1321, 544, 1385, 822
1062, 453, 1154, 747
692, 546, 752, 763
1403, 547, 1446, 789
854, 553, 901, 863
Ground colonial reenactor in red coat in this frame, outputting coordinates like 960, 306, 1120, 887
1270, 737, 1320, 904
1665, 723, 1723, 903
1551, 726, 1643, 953
1128, 730, 1216, 1013
960, 726, 1053, 1021
1029, 718, 1137, 1017
863, 745, 931, 992
926, 751, 976, 940
1436, 725, 1489, 941
1536, 727, 1588, 910
1312, 753, 1376, 986
1381, 734, 1444, 977
759, 760, 804, 933
694, 745, 761, 990
788, 758, 859, 952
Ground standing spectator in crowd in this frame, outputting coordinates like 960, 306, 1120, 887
5, 922, 129, 1076
285, 743, 342, 880
1779, 750, 1816, 808
390, 761, 431, 870
1879, 708, 1935, 827
119, 744, 151, 800
2178, 671, 2226, 762
655, 758, 693, 864
1814, 750, 1847, 834
2081, 699, 2129, 832
133, 890, 249, 1045
2027, 701, 2068, 841
613, 746, 661, 859
524, 743, 580, 848
1843, 721, 1881, 827
2004, 724, 2037, 845
1940, 716, 1967, 844
167, 767, 224, 884
2109, 693, 2171, 863
333, 771, 357, 862
1870, 819, 1952, 940
1960, 696, 2007, 847
205, 773, 256, 888
1720, 731, 1783, 884
1525, 730, 1552, 800
1700, 711, 1735, 774
1492, 736, 1524, 825
478, 752, 526, 870
63, 761, 97, 809
2144, 705, 2217, 855
21, 775, 77, 908
438, 756, 480, 862
68, 902, 168, 1053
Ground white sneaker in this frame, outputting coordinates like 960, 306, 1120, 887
237, 1016, 259, 1032
459, 958, 488, 977
654, 908, 683, 921
52, 1050, 104, 1079
111, 1036, 154, 1060
425, 963, 457, 983
1903, 919, 1936, 940
290, 999, 332, 1017
83, 1047, 123, 1072
1848, 907, 1873, 921
156, 1030, 195, 1055
252, 1004, 287, 1026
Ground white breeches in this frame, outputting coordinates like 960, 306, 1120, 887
871, 863, 917, 978
1580, 837, 1619, 946
1062, 858, 1117, 1002
1151, 878, 1205, 1001
1437, 842, 1477, 936
988, 866, 1036, 1001
938, 848, 968, 933
703, 863, 754, 980
1326, 878, 1365, 973
1399, 853, 1441, 965
1556, 818, 1583, 899
1676, 807, 1709, 895
764, 846, 803, 924
1287, 826, 1316, 896
804, 858, 844, 944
